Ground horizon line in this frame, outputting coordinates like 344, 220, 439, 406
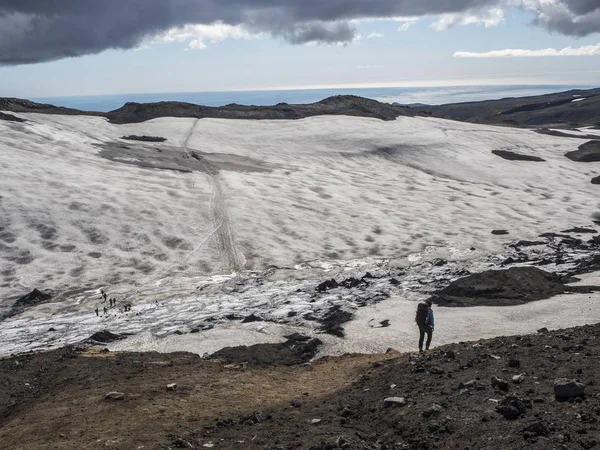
24, 81, 599, 101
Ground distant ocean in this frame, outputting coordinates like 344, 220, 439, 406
31, 84, 596, 113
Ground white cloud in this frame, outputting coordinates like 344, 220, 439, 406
153, 22, 259, 50
367, 32, 384, 39
395, 17, 420, 31
432, 8, 505, 31
454, 42, 600, 58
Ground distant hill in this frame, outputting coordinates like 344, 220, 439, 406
0, 95, 420, 124
3, 88, 600, 127
0, 98, 103, 117
415, 87, 600, 128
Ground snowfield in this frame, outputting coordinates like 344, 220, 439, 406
1, 111, 599, 356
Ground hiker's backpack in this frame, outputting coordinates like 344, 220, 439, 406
415, 302, 429, 326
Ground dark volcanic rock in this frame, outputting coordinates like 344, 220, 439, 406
14, 289, 51, 308
430, 266, 566, 307
241, 314, 262, 323
319, 306, 354, 337
592, 176, 600, 185
492, 230, 509, 235
565, 140, 600, 162
496, 395, 529, 420
5, 288, 53, 320
0, 112, 26, 122
554, 378, 586, 399
210, 334, 321, 366
121, 135, 167, 142
316, 279, 339, 292
562, 227, 598, 234
88, 330, 126, 344
492, 150, 545, 162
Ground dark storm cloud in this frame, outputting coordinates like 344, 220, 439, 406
0, 0, 598, 65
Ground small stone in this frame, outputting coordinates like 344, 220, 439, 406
173, 438, 193, 448
429, 366, 445, 375
489, 354, 501, 360
496, 394, 528, 420
167, 383, 177, 391
340, 407, 355, 418
444, 350, 456, 359
384, 397, 406, 407
554, 378, 586, 399
524, 421, 549, 436
492, 376, 509, 391
513, 374, 525, 384
311, 418, 322, 424
422, 404, 443, 418
105, 391, 124, 400
459, 380, 477, 389
497, 405, 520, 420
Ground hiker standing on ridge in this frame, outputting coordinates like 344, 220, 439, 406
415, 299, 434, 353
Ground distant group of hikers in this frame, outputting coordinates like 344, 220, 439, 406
91, 287, 435, 350
94, 289, 132, 316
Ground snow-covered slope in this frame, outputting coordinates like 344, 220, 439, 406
1, 112, 599, 355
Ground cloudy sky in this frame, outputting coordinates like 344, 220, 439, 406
1, 0, 600, 97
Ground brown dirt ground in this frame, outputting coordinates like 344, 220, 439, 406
1, 324, 599, 450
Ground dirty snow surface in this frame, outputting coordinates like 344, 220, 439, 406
1, 112, 599, 356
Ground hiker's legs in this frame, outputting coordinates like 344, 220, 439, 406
425, 327, 433, 350
418, 327, 426, 351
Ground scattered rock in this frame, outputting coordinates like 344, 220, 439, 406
492, 376, 509, 391
592, 176, 600, 185
316, 279, 339, 292
492, 150, 545, 162
565, 140, 600, 162
87, 330, 125, 344
121, 135, 167, 142
496, 395, 528, 420
105, 392, 125, 401
444, 350, 456, 359
172, 438, 193, 448
166, 383, 177, 391
422, 404, 444, 418
429, 367, 445, 375
239, 411, 271, 425
523, 421, 549, 436
512, 374, 525, 384
562, 227, 598, 234
554, 378, 586, 399
317, 306, 353, 337
492, 230, 509, 235
508, 359, 521, 368
210, 334, 321, 366
241, 313, 262, 323
311, 418, 322, 424
13, 288, 51, 309
383, 397, 406, 407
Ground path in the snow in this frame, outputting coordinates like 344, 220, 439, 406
182, 119, 244, 273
